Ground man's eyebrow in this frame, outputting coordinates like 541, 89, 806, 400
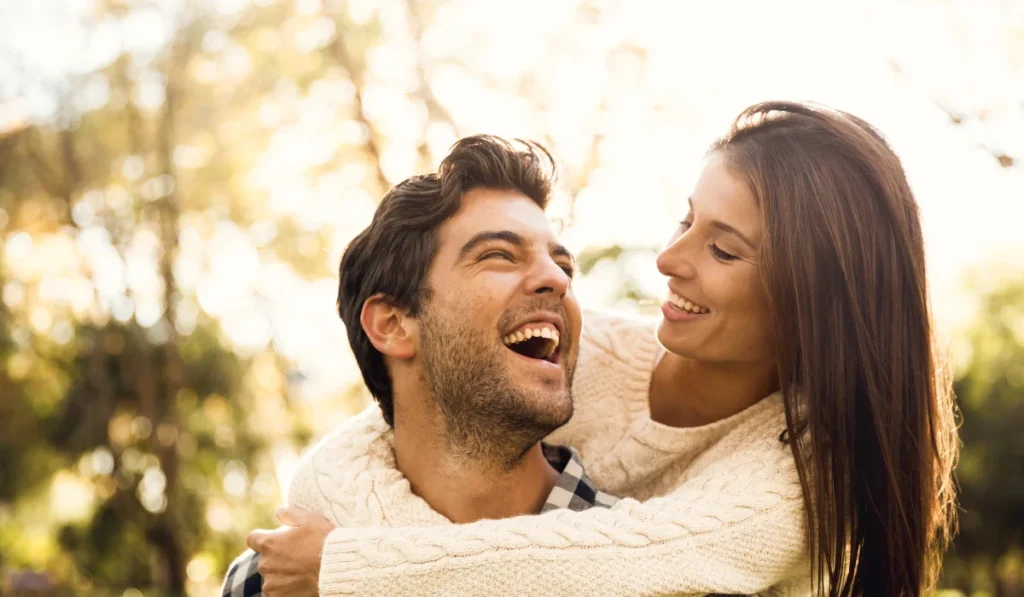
688, 197, 757, 250
457, 230, 526, 261
551, 244, 574, 262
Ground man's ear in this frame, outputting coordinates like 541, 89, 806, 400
360, 294, 416, 360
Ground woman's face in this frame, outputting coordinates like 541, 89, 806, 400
656, 152, 776, 366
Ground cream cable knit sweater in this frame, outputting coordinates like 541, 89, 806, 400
287, 310, 812, 596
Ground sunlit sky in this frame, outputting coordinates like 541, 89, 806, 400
1, 0, 1022, 408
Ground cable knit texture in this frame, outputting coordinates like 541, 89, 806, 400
288, 310, 811, 596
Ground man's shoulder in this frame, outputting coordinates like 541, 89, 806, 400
301, 406, 393, 464
286, 406, 396, 525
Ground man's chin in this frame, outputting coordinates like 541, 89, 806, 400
501, 355, 574, 418
508, 368, 570, 404
517, 388, 574, 430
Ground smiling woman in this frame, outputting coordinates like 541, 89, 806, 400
696, 102, 960, 594
654, 153, 776, 367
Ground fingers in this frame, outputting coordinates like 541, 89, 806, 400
275, 506, 297, 526
248, 523, 321, 597
246, 529, 272, 552
276, 505, 324, 527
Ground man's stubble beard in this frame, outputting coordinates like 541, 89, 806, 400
418, 303, 575, 472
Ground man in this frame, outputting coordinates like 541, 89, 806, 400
222, 135, 617, 597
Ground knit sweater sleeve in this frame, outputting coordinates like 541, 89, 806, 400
317, 442, 808, 596
286, 409, 403, 527
288, 438, 334, 515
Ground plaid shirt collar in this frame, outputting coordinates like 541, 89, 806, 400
222, 443, 618, 597
539, 443, 619, 511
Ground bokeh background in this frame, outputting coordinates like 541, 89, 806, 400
1, 0, 1022, 595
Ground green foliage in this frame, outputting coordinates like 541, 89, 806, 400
940, 274, 1024, 595
0, 1, 353, 593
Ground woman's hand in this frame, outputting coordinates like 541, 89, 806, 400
246, 506, 336, 597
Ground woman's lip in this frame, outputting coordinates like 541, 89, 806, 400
661, 300, 707, 322
667, 290, 709, 314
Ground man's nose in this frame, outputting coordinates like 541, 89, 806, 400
527, 256, 570, 297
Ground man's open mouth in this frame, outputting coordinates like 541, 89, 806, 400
502, 324, 560, 364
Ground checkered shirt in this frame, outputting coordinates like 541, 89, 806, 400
220, 443, 618, 597
538, 443, 619, 512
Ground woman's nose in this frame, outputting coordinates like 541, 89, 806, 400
657, 235, 698, 280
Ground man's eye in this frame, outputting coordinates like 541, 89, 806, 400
679, 220, 693, 232
480, 250, 514, 261
560, 265, 575, 278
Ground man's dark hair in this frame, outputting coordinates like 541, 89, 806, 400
338, 135, 557, 426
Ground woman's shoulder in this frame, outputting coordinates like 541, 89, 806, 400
548, 309, 662, 454
579, 307, 661, 367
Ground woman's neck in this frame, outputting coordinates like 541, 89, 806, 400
648, 351, 779, 428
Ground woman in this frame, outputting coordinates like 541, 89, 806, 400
296, 101, 960, 596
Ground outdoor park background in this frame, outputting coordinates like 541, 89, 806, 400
1, 0, 1022, 595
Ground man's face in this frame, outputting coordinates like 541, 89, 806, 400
415, 188, 582, 460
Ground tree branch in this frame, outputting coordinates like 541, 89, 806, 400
324, 18, 390, 192
405, 0, 457, 130
25, 128, 71, 201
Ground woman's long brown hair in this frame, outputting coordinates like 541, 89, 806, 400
711, 102, 959, 596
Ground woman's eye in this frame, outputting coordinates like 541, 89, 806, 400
679, 220, 692, 232
710, 244, 739, 262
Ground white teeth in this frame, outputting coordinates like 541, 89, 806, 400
501, 325, 561, 355
669, 292, 709, 314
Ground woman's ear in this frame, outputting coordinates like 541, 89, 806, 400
360, 294, 416, 360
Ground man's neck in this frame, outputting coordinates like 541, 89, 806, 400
648, 352, 779, 428
391, 407, 560, 524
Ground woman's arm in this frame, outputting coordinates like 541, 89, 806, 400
317, 451, 809, 596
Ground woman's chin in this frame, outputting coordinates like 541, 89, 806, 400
656, 322, 701, 358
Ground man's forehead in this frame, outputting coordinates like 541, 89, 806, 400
441, 188, 558, 248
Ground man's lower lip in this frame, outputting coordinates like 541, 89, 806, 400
661, 301, 706, 322
504, 347, 563, 370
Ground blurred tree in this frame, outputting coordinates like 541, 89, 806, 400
0, 0, 397, 592
939, 273, 1024, 597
